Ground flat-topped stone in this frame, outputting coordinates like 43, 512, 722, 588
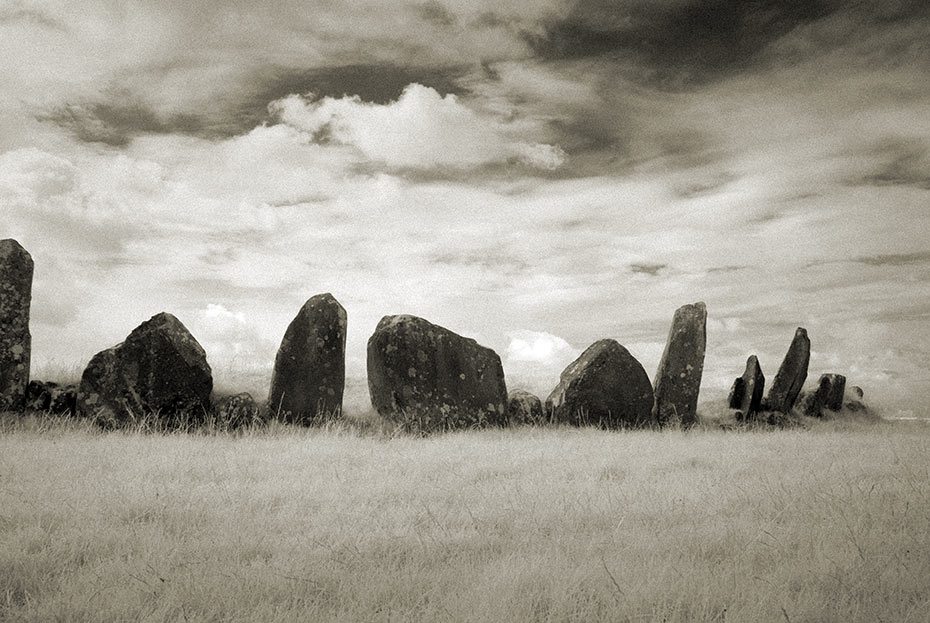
367, 315, 507, 433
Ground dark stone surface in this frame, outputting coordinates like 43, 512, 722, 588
652, 302, 707, 427
546, 339, 655, 429
824, 374, 846, 411
728, 355, 765, 421
802, 373, 847, 417
77, 312, 213, 428
0, 239, 33, 412
25, 380, 77, 415
763, 327, 810, 414
507, 390, 546, 426
213, 392, 264, 429
269, 294, 347, 424
367, 315, 507, 433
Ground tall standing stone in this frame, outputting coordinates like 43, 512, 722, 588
728, 355, 765, 421
367, 315, 507, 433
77, 312, 212, 428
0, 239, 33, 412
652, 302, 707, 427
546, 339, 655, 429
763, 327, 810, 413
269, 293, 347, 424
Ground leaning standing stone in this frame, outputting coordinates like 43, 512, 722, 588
0, 239, 33, 412
763, 327, 810, 413
77, 312, 212, 428
269, 294, 347, 424
728, 355, 765, 421
507, 390, 546, 426
652, 302, 707, 427
367, 315, 507, 433
546, 339, 654, 429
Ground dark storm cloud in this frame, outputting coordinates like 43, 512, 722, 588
527, 1, 930, 88
41, 63, 469, 144
528, 0, 842, 86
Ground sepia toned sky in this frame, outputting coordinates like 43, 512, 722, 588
3, 0, 930, 415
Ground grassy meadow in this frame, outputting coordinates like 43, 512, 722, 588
1, 410, 929, 622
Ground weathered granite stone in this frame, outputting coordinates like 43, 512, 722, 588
507, 390, 545, 426
801, 373, 847, 417
269, 294, 347, 424
763, 327, 810, 413
728, 355, 765, 421
0, 239, 33, 412
367, 315, 507, 433
213, 392, 263, 429
25, 380, 77, 415
546, 339, 655, 429
652, 302, 707, 427
77, 312, 212, 428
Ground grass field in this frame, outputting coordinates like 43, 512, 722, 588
1, 412, 929, 622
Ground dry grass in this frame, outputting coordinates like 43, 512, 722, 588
1, 413, 928, 622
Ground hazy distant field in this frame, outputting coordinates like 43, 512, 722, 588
1, 414, 928, 622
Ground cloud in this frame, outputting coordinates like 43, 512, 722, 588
270, 83, 565, 170
506, 330, 577, 365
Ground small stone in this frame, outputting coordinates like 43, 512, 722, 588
213, 393, 263, 429
801, 374, 847, 417
507, 390, 545, 426
728, 355, 765, 421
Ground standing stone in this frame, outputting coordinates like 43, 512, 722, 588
652, 302, 707, 427
507, 390, 546, 426
802, 373, 847, 417
763, 327, 810, 413
824, 374, 846, 411
546, 339, 654, 429
77, 312, 212, 428
0, 239, 33, 412
728, 355, 765, 421
269, 294, 347, 424
367, 315, 507, 433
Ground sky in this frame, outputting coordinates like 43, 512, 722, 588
3, 0, 930, 416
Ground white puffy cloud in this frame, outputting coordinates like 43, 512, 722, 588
506, 330, 576, 364
270, 84, 565, 170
